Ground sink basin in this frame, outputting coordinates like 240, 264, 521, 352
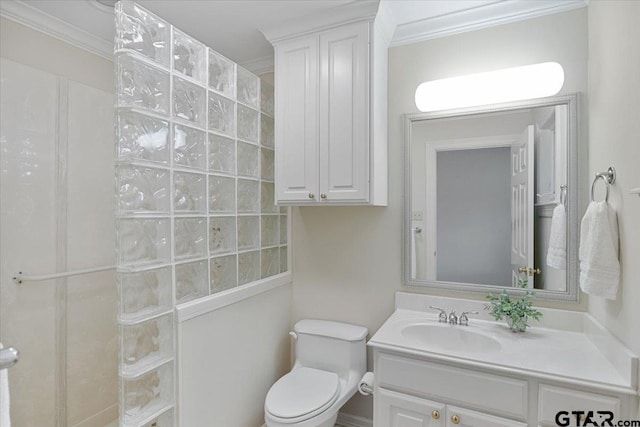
401, 323, 502, 354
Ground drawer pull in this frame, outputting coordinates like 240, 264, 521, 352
320, 193, 327, 199
308, 193, 315, 199
431, 410, 440, 420
451, 414, 460, 424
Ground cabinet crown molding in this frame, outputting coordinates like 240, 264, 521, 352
261, 0, 381, 44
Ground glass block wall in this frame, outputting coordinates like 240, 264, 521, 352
114, 2, 286, 425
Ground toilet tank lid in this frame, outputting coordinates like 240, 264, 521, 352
294, 319, 368, 341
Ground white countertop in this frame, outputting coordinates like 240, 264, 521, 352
369, 308, 638, 396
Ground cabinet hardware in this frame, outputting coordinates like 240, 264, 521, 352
308, 193, 315, 199
451, 414, 460, 424
320, 193, 327, 199
431, 410, 440, 420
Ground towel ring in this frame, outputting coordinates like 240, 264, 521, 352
591, 166, 616, 202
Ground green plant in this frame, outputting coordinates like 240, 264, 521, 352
485, 279, 543, 332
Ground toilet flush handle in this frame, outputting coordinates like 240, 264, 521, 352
289, 331, 298, 340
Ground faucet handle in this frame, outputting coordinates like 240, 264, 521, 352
429, 305, 448, 323
448, 311, 458, 325
459, 311, 479, 326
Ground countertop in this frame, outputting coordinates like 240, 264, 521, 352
368, 308, 638, 396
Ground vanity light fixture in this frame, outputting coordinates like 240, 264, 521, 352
414, 62, 565, 112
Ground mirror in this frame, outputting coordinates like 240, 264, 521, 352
404, 95, 579, 302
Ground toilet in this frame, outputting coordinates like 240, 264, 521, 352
264, 319, 368, 427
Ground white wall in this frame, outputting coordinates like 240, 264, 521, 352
178, 284, 291, 427
586, 0, 640, 416
0, 17, 113, 92
0, 18, 116, 427
291, 8, 588, 419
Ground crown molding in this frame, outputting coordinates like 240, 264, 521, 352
239, 55, 274, 76
374, 1, 396, 46
390, 0, 588, 47
0, 0, 113, 61
262, 0, 379, 44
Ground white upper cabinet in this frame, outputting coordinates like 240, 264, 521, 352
319, 22, 369, 203
274, 35, 319, 202
265, 4, 390, 205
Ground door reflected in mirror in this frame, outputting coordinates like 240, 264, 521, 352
405, 96, 578, 301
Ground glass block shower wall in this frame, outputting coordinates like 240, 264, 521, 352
114, 2, 286, 425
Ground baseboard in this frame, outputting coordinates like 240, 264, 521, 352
261, 411, 372, 427
336, 412, 373, 427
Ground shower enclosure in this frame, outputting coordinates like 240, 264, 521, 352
0, 58, 118, 426
114, 3, 284, 424
2, 1, 284, 426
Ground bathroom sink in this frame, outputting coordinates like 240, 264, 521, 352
400, 323, 502, 354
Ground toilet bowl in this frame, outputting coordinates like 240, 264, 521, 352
264, 319, 368, 427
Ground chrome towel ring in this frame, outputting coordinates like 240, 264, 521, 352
591, 166, 616, 202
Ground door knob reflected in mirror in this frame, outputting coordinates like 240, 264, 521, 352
517, 267, 541, 276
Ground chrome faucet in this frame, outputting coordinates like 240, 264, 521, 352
459, 311, 479, 326
429, 305, 448, 323
448, 311, 458, 325
429, 305, 479, 326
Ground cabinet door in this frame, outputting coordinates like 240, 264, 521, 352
376, 388, 445, 427
274, 35, 319, 203
319, 21, 369, 202
445, 406, 527, 427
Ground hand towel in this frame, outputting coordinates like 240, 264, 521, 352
546, 203, 566, 269
411, 229, 417, 279
579, 201, 620, 299
0, 343, 10, 427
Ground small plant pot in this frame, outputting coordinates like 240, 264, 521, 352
506, 316, 528, 332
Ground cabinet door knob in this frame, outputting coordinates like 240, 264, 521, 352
451, 414, 460, 424
308, 193, 315, 199
431, 410, 440, 420
320, 193, 327, 199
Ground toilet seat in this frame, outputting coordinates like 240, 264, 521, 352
265, 367, 340, 422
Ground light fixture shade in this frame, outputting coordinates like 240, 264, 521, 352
414, 62, 565, 112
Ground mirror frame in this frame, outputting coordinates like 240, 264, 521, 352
403, 94, 580, 302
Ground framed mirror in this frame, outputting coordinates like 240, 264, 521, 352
404, 95, 579, 302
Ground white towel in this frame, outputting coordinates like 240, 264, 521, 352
0, 343, 10, 427
411, 229, 417, 279
547, 203, 566, 269
579, 201, 620, 299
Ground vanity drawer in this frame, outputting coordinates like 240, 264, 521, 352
377, 353, 528, 420
538, 384, 620, 426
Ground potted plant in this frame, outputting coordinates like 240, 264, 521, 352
485, 279, 543, 332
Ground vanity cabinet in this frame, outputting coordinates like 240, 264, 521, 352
374, 353, 529, 427
377, 388, 525, 427
373, 351, 634, 427
377, 388, 445, 427
270, 18, 388, 206
370, 298, 638, 427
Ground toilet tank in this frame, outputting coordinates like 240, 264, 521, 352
293, 320, 368, 378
